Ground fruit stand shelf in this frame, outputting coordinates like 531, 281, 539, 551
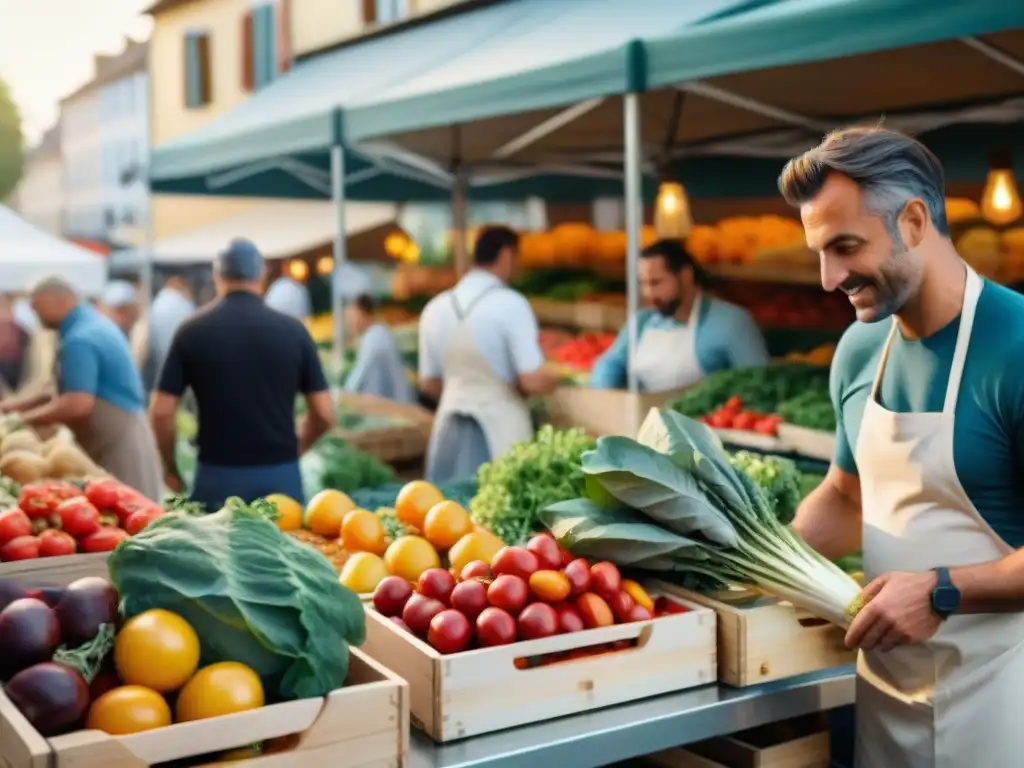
406, 666, 854, 768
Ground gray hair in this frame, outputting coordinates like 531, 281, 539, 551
28, 275, 77, 297
778, 126, 949, 242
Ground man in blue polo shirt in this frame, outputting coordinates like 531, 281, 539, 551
0, 276, 162, 500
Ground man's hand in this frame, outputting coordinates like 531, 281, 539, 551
164, 472, 183, 494
845, 571, 941, 652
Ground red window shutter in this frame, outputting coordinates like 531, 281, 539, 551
362, 0, 376, 24
277, 0, 292, 73
197, 33, 213, 105
241, 12, 255, 91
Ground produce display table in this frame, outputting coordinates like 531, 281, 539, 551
407, 666, 855, 768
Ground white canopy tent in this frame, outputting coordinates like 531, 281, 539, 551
119, 200, 397, 265
0, 205, 107, 295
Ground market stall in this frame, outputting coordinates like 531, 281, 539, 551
0, 206, 107, 296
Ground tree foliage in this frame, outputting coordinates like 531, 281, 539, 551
0, 77, 24, 203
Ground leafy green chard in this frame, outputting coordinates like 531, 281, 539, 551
543, 409, 861, 628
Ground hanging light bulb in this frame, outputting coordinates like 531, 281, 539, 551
316, 256, 334, 275
980, 151, 1023, 227
654, 180, 693, 239
288, 259, 308, 281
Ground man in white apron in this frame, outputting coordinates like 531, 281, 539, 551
590, 239, 768, 392
781, 126, 1024, 768
418, 226, 559, 485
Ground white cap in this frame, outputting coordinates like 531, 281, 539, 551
101, 280, 138, 309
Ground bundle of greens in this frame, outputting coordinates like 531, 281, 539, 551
300, 434, 396, 498
777, 389, 837, 432
542, 409, 861, 627
109, 501, 366, 701
471, 425, 595, 545
670, 363, 830, 418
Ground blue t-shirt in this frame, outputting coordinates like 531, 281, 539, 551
831, 280, 1024, 548
590, 295, 770, 390
59, 304, 146, 413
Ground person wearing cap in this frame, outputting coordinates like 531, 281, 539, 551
0, 276, 162, 499
418, 225, 561, 485
149, 239, 336, 510
342, 294, 414, 403
99, 280, 140, 338
590, 239, 769, 393
264, 272, 312, 321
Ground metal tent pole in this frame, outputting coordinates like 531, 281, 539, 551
330, 144, 348, 371
623, 92, 642, 394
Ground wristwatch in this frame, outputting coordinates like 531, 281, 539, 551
931, 566, 961, 619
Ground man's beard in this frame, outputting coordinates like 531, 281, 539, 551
654, 296, 681, 317
840, 246, 915, 323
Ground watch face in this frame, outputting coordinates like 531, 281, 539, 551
934, 586, 960, 614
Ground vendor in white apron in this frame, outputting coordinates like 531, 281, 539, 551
418, 226, 560, 485
782, 126, 1024, 768
589, 239, 768, 393
0, 276, 162, 500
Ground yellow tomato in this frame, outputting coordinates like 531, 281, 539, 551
266, 494, 303, 531
86, 686, 172, 735
394, 481, 443, 531
305, 489, 356, 536
422, 501, 474, 551
448, 530, 505, 575
340, 509, 387, 554
339, 551, 389, 594
114, 610, 200, 693
383, 535, 441, 582
176, 662, 265, 723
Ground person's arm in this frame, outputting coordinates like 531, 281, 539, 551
1, 390, 51, 414
723, 308, 771, 368
417, 302, 443, 402
507, 297, 560, 397
22, 340, 98, 428
588, 324, 629, 390
149, 336, 187, 490
792, 348, 862, 559
297, 332, 335, 454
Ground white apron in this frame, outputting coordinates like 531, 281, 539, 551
854, 266, 1024, 768
633, 293, 706, 393
425, 286, 533, 480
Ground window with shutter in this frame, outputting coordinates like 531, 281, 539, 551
183, 31, 212, 109
244, 3, 278, 91
361, 0, 376, 24
241, 12, 255, 91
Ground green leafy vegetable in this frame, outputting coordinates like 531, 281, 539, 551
471, 426, 595, 545
728, 451, 804, 525
777, 389, 837, 431
52, 624, 115, 684
543, 409, 861, 627
669, 363, 830, 418
108, 502, 366, 701
300, 434, 396, 498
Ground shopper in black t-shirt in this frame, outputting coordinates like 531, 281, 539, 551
148, 239, 336, 511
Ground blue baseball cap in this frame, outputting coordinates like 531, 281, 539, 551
217, 238, 263, 280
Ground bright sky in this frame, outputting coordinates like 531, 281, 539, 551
0, 0, 153, 146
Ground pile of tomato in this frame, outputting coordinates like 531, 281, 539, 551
0, 478, 164, 562
701, 396, 782, 436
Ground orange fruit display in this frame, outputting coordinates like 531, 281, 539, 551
266, 494, 303, 531
340, 509, 387, 554
447, 530, 505, 576
305, 490, 356, 537
384, 535, 441, 582
422, 501, 474, 551
394, 481, 444, 531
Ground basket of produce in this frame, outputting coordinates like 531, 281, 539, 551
334, 392, 434, 464
363, 532, 716, 741
0, 499, 408, 768
1, 476, 172, 584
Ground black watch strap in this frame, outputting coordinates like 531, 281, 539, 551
931, 566, 961, 618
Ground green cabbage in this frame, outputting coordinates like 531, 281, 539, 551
108, 503, 365, 701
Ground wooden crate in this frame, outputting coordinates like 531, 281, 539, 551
654, 583, 854, 687
712, 428, 784, 454
777, 425, 834, 462
0, 553, 110, 588
361, 589, 716, 742
336, 392, 434, 464
646, 713, 830, 768
543, 388, 687, 437
0, 648, 408, 768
